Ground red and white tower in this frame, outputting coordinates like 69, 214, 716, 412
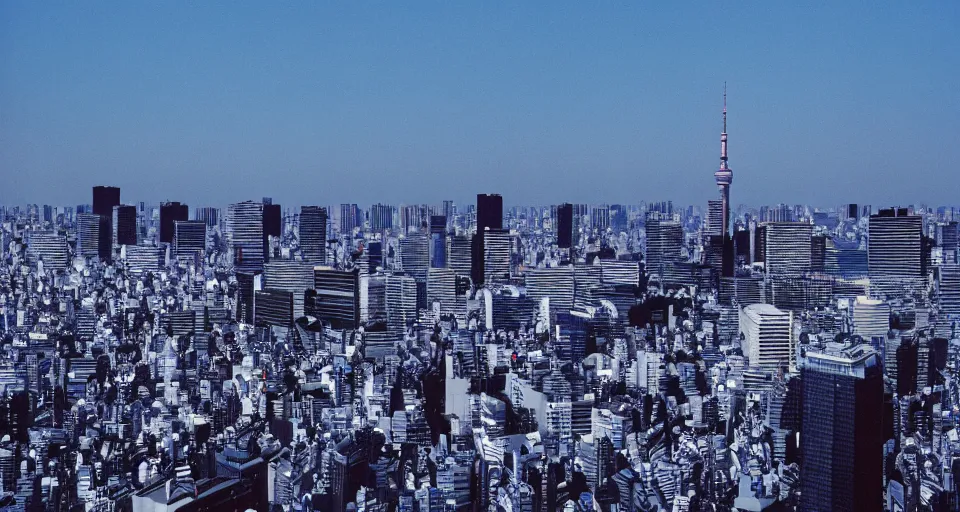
713, 84, 733, 240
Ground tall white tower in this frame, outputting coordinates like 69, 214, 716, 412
714, 84, 733, 240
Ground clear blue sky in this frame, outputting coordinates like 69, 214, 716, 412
1, 3, 957, 209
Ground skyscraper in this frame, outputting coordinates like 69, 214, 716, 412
299, 206, 328, 264
762, 222, 813, 276
173, 220, 206, 259
430, 215, 447, 269
76, 213, 102, 260
472, 194, 503, 285
92, 186, 120, 217
340, 203, 360, 234
112, 205, 138, 247
310, 267, 360, 330
868, 208, 922, 278
194, 207, 220, 228
159, 201, 189, 244
706, 199, 723, 237
369, 203, 394, 232
228, 201, 265, 272
557, 203, 574, 249
92, 186, 120, 262
800, 346, 883, 512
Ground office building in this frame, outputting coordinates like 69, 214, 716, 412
264, 261, 313, 320
228, 201, 266, 272
76, 213, 103, 260
800, 346, 883, 512
739, 304, 794, 372
400, 233, 430, 281
852, 296, 890, 340
255, 288, 295, 328
483, 229, 512, 283
159, 201, 189, 244
557, 203, 575, 249
868, 208, 922, 278
472, 193, 503, 285
369, 203, 394, 231
340, 203, 360, 234
430, 215, 447, 268
113, 205, 138, 247
645, 213, 682, 281
194, 206, 220, 228
173, 220, 206, 258
763, 222, 812, 276
310, 267, 360, 330
27, 232, 69, 272
299, 206, 328, 264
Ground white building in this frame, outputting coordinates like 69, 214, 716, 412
739, 304, 795, 372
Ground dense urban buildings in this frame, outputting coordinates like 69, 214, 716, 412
1, 113, 957, 512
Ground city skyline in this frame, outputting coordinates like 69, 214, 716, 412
2, 3, 959, 207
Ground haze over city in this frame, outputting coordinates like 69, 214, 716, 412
2, 3, 958, 206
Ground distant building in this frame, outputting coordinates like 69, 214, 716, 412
299, 206, 328, 264
228, 201, 266, 272
159, 201, 189, 244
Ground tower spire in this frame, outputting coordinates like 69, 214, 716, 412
723, 81, 727, 134
714, 83, 733, 241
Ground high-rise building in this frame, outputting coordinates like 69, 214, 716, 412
811, 235, 827, 272
235, 271, 258, 324
591, 205, 610, 232
763, 222, 813, 276
340, 203, 360, 234
739, 304, 795, 372
645, 213, 682, 282
92, 186, 120, 217
400, 233, 430, 281
430, 215, 447, 268
27, 232, 68, 272
299, 206, 328, 264
448, 235, 472, 278
76, 213, 103, 260
263, 261, 313, 320
112, 205, 137, 247
228, 201, 265, 272
194, 207, 220, 228
92, 186, 120, 262
557, 203, 574, 249
125, 244, 164, 275
427, 267, 466, 319
483, 229, 512, 284
852, 296, 890, 340
255, 288, 294, 328
262, 202, 281, 238
310, 267, 360, 330
868, 208, 922, 278
706, 199, 723, 237
159, 201, 189, 244
800, 346, 883, 512
526, 266, 575, 315
369, 203, 394, 232
472, 194, 503, 285
173, 220, 206, 258
386, 273, 417, 335
442, 200, 455, 230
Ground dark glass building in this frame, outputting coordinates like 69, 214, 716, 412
160, 201, 189, 244
800, 346, 883, 512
